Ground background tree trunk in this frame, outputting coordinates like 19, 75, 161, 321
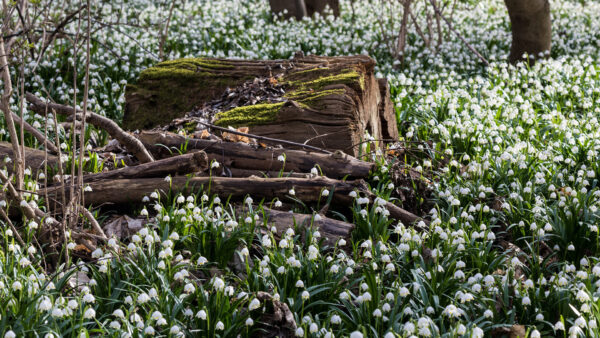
504, 0, 551, 63
269, 0, 340, 20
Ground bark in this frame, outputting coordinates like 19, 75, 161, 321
504, 0, 551, 63
137, 131, 374, 179
125, 54, 397, 156
0, 141, 60, 172
80, 151, 208, 183
25, 92, 155, 163
44, 176, 424, 226
256, 207, 354, 248
269, 0, 339, 19
10, 111, 59, 153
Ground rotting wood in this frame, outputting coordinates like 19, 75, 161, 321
124, 54, 397, 156
79, 151, 207, 183
255, 207, 354, 248
137, 131, 374, 179
44, 176, 424, 226
0, 141, 60, 172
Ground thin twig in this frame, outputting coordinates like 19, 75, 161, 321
197, 121, 333, 154
428, 0, 489, 66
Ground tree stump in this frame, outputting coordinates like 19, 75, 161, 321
124, 54, 397, 156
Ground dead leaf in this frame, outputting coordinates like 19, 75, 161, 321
222, 127, 253, 144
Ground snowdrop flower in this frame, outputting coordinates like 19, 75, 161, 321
249, 298, 260, 311
83, 308, 96, 319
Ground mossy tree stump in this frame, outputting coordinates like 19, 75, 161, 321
124, 54, 398, 156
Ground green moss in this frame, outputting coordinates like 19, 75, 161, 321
156, 58, 235, 70
138, 58, 235, 82
286, 69, 364, 91
285, 88, 346, 110
214, 102, 285, 127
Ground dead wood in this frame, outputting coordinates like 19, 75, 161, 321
124, 54, 396, 156
10, 111, 59, 153
137, 131, 373, 179
255, 207, 353, 248
0, 141, 60, 171
44, 176, 424, 226
25, 92, 155, 163
81, 151, 207, 183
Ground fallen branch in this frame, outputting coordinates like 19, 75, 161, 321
10, 111, 59, 153
137, 131, 373, 179
25, 92, 155, 163
45, 176, 424, 226
0, 141, 60, 172
198, 121, 332, 154
255, 207, 354, 248
79, 151, 207, 183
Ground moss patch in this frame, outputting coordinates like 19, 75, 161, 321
286, 69, 364, 91
214, 102, 285, 127
138, 58, 235, 82
285, 88, 345, 109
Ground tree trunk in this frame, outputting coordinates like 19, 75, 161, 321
504, 0, 551, 63
269, 0, 340, 19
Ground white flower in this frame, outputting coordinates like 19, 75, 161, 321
289, 188, 295, 196
215, 321, 224, 330
245, 318, 254, 326
83, 308, 96, 319
295, 327, 304, 337
249, 298, 260, 311
277, 154, 285, 162
196, 310, 207, 320
301, 290, 310, 300
4, 331, 16, 338
211, 161, 220, 168
350, 331, 363, 338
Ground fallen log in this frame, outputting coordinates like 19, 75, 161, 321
256, 207, 353, 248
137, 131, 374, 179
44, 176, 424, 226
26, 92, 155, 164
80, 151, 208, 183
0, 141, 60, 172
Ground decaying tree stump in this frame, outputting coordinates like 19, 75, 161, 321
124, 54, 397, 156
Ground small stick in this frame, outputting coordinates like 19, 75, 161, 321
198, 121, 333, 154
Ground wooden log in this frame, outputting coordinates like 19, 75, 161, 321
256, 207, 353, 248
44, 176, 424, 226
80, 151, 208, 183
0, 141, 60, 172
124, 54, 397, 156
137, 131, 374, 179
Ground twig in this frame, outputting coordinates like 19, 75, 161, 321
81, 207, 107, 240
26, 92, 155, 163
158, 0, 176, 61
428, 0, 489, 66
198, 121, 333, 154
